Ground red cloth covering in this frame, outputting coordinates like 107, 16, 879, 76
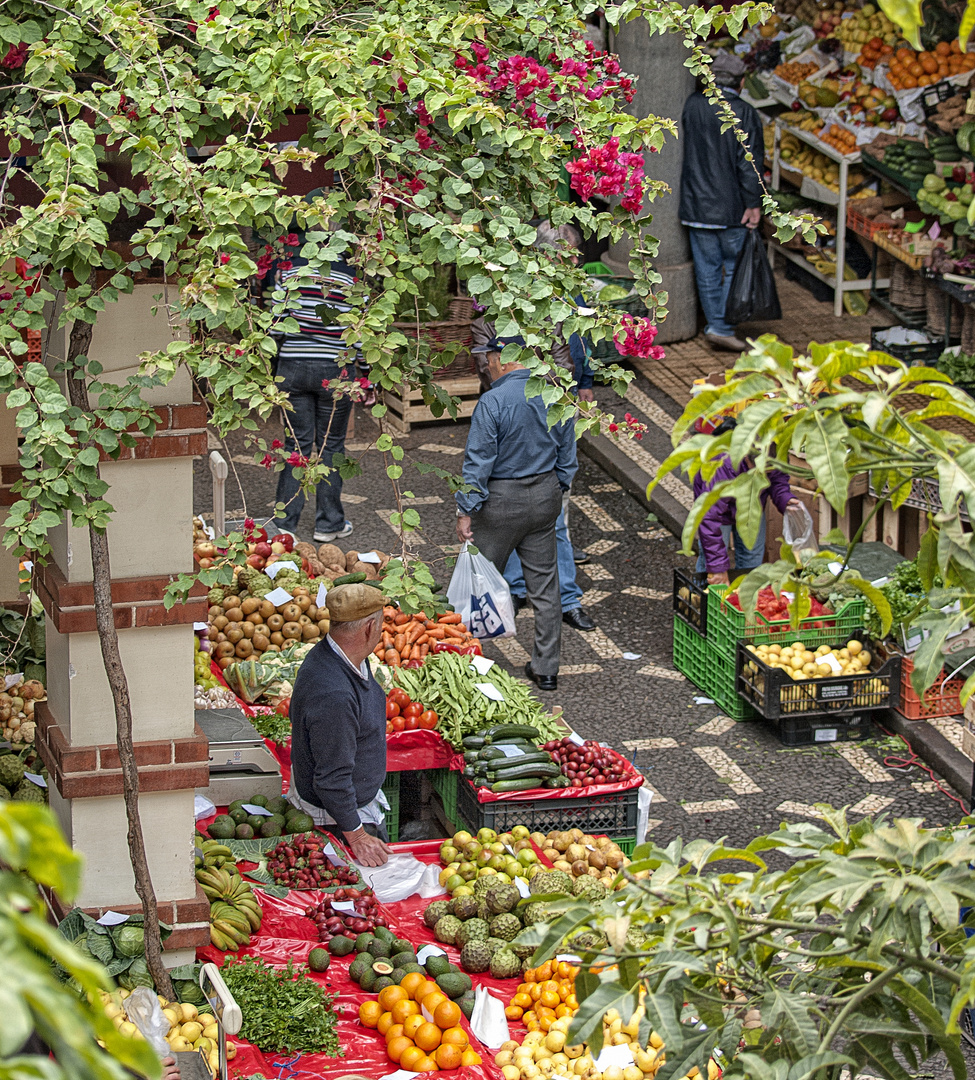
459, 748, 644, 803
386, 729, 456, 772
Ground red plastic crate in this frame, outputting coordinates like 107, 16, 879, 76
896, 651, 964, 720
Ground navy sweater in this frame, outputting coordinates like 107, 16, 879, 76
289, 638, 387, 833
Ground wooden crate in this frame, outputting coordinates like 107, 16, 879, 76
385, 374, 482, 434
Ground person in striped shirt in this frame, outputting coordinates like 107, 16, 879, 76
270, 252, 362, 542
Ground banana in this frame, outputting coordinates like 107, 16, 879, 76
201, 842, 233, 857
234, 902, 263, 932
213, 919, 251, 947
213, 907, 251, 932
209, 924, 237, 951
195, 868, 227, 893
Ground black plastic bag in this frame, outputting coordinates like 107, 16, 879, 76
725, 228, 782, 325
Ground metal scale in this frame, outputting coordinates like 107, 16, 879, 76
195, 707, 282, 805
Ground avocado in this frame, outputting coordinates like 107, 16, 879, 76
207, 818, 236, 840
349, 955, 370, 982
259, 819, 283, 839
249, 794, 269, 807
266, 795, 289, 815
359, 966, 378, 992
372, 961, 394, 976
425, 954, 451, 978
354, 933, 376, 954
234, 823, 255, 839
328, 935, 356, 957
436, 972, 473, 999
391, 938, 414, 955
373, 976, 394, 992
230, 808, 249, 825
390, 967, 407, 985
307, 948, 330, 973
286, 812, 315, 833
368, 938, 391, 959
391, 950, 418, 968
228, 800, 246, 814
458, 991, 476, 1020
373, 926, 396, 944
401, 963, 425, 975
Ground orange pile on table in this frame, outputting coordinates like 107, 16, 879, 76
886, 40, 975, 90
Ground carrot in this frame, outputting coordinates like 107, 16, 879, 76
438, 612, 463, 624
426, 626, 446, 639
406, 621, 426, 644
425, 620, 438, 630
418, 643, 429, 657
414, 611, 427, 622
415, 633, 429, 646
382, 630, 393, 649
374, 644, 385, 657
394, 611, 410, 625
384, 648, 401, 666
401, 642, 412, 660
393, 633, 407, 653
443, 625, 467, 639
384, 607, 398, 620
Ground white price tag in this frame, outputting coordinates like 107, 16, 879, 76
193, 622, 208, 631
594, 1045, 635, 1070
265, 561, 299, 579
4, 673, 22, 690
358, 551, 382, 564
495, 744, 526, 758
514, 876, 531, 898
264, 587, 294, 607
622, 652, 642, 661
567, 731, 585, 746
242, 803, 272, 816
331, 900, 357, 912
97, 911, 129, 926
24, 772, 47, 788
416, 944, 447, 964
820, 652, 843, 675
474, 682, 505, 702
469, 655, 495, 676
316, 581, 328, 609
384, 1071, 418, 1080
321, 843, 344, 867
694, 696, 715, 705
556, 953, 581, 963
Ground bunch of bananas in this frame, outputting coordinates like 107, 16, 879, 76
195, 840, 263, 950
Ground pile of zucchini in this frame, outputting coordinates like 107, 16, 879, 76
461, 724, 570, 793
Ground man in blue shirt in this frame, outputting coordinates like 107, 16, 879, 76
456, 354, 577, 691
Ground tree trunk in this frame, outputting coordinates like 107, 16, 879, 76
65, 319, 174, 1001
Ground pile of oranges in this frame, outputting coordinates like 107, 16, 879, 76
819, 124, 859, 156
886, 41, 975, 90
358, 973, 483, 1073
504, 960, 579, 1031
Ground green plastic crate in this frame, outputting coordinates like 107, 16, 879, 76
673, 616, 754, 720
615, 836, 637, 856
706, 586, 865, 662
431, 768, 462, 833
381, 771, 400, 843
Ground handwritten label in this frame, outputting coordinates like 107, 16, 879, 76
469, 655, 495, 676
316, 582, 328, 609
4, 673, 22, 690
358, 551, 382, 564
495, 744, 526, 758
263, 587, 294, 607
242, 803, 272, 816
474, 682, 505, 702
24, 773, 47, 788
97, 911, 130, 926
265, 561, 299, 579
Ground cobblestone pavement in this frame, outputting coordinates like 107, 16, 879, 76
195, 401, 968, 854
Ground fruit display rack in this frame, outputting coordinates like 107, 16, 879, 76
769, 116, 888, 316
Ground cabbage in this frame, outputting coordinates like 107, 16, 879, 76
598, 283, 631, 303
113, 925, 145, 959
119, 957, 153, 990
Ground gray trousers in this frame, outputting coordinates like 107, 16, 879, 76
471, 472, 563, 676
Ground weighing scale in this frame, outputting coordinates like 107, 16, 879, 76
195, 708, 282, 805
171, 963, 243, 1080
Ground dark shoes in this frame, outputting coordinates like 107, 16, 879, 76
572, 546, 590, 565
511, 595, 527, 615
704, 333, 747, 352
562, 607, 596, 631
525, 662, 557, 692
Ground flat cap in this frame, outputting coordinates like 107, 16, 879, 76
712, 52, 746, 78
326, 582, 386, 622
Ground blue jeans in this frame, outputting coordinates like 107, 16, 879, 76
505, 506, 583, 612
274, 357, 352, 535
688, 226, 746, 338
696, 515, 767, 575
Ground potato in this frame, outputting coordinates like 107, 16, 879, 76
352, 560, 379, 580
317, 543, 344, 567
345, 549, 360, 571
295, 542, 318, 560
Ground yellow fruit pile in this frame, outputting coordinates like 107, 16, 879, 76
746, 638, 872, 678
505, 959, 579, 1027
832, 3, 897, 48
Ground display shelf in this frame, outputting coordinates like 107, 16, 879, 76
869, 287, 928, 329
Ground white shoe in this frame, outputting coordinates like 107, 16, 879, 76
314, 522, 354, 542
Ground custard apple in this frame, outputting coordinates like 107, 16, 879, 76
450, 895, 480, 921
424, 900, 451, 929
455, 918, 489, 947
511, 941, 535, 961
476, 900, 490, 921
459, 940, 492, 974
434, 915, 463, 945
0, 755, 26, 791
485, 883, 519, 915
0, 784, 9, 800
572, 876, 608, 903
473, 876, 496, 898
13, 782, 45, 804
489, 913, 522, 942
489, 948, 522, 979
485, 937, 508, 956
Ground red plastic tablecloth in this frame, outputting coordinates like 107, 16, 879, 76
386, 729, 456, 772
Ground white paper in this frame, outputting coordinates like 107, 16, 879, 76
622, 652, 642, 661
568, 731, 585, 746
265, 560, 299, 579
316, 581, 328, 609
321, 842, 344, 867
358, 551, 382, 564
469, 655, 496, 676
97, 911, 130, 926
474, 682, 505, 702
827, 561, 844, 576
495, 744, 526, 758
383, 1071, 417, 1080
594, 1044, 635, 1070
355, 854, 444, 902
421, 1001, 435, 1023
470, 985, 510, 1049
694, 695, 715, 704
416, 943, 447, 964
194, 794, 216, 821
264, 587, 294, 606
4, 673, 22, 690
24, 772, 47, 788
22, 560, 32, 572
514, 876, 531, 898
820, 652, 843, 675
556, 953, 581, 963
242, 803, 272, 816
331, 900, 356, 912
193, 622, 208, 631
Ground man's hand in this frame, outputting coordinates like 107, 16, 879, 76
741, 207, 761, 229
577, 388, 595, 403
708, 571, 730, 585
456, 514, 473, 543
786, 497, 802, 510
345, 828, 391, 866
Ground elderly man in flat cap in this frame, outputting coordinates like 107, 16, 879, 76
287, 582, 391, 866
679, 51, 765, 353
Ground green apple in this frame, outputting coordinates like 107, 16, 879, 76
476, 866, 498, 878
440, 844, 459, 864
516, 848, 539, 867
445, 874, 465, 892
453, 831, 473, 846
489, 842, 506, 855
511, 826, 530, 840
495, 873, 512, 884
488, 854, 507, 871
476, 848, 494, 867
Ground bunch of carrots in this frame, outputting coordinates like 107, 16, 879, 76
376, 607, 481, 667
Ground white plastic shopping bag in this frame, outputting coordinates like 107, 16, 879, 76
783, 502, 817, 562
446, 542, 516, 639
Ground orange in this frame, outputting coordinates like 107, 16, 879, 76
377, 1011, 396, 1036
404, 1014, 427, 1040
539, 990, 560, 1009
419, 991, 448, 1016
392, 999, 421, 1025
414, 981, 441, 1003
433, 1000, 461, 1030
505, 1005, 524, 1021
536, 961, 553, 980
937, 40, 952, 55
399, 1045, 426, 1071
379, 985, 409, 1012
440, 1026, 469, 1048
387, 1035, 414, 1064
414, 1021, 442, 1052
512, 993, 532, 1009
401, 972, 427, 998
556, 1003, 572, 1018
523, 969, 537, 983
434, 1044, 463, 1070
385, 1024, 406, 1044
529, 984, 543, 1001
359, 1001, 383, 1028
415, 1055, 439, 1073
461, 1049, 482, 1067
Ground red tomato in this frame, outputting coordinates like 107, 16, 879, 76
403, 702, 423, 718
386, 699, 401, 719
418, 710, 439, 730
276, 697, 290, 719
386, 721, 393, 734
403, 714, 419, 730
391, 715, 406, 732
389, 688, 410, 708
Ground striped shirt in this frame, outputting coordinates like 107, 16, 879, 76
273, 259, 361, 364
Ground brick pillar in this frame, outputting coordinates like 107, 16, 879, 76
35, 286, 212, 962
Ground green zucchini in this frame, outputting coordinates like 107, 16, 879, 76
483, 723, 540, 743
487, 762, 562, 781
904, 143, 931, 158
491, 777, 546, 793
332, 572, 367, 585
545, 775, 571, 788
463, 765, 477, 779
463, 750, 480, 764
478, 741, 535, 760
486, 753, 556, 773
462, 736, 487, 750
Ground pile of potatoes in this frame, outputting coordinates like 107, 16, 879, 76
0, 677, 45, 745
208, 588, 329, 668
297, 542, 391, 581
538, 830, 633, 888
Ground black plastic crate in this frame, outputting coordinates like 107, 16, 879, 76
673, 568, 709, 635
455, 775, 638, 837
870, 326, 942, 364
737, 634, 900, 720
772, 711, 876, 746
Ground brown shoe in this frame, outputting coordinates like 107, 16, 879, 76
705, 334, 747, 352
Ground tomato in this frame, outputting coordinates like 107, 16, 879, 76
403, 714, 419, 730
386, 721, 393, 734
403, 702, 423, 718
418, 710, 439, 730
276, 697, 290, 718
391, 715, 406, 732
386, 699, 401, 719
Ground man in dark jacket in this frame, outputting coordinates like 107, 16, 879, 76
679, 53, 764, 352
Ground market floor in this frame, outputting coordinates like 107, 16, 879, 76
194, 400, 968, 852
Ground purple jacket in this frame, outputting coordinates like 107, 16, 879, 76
693, 456, 793, 573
